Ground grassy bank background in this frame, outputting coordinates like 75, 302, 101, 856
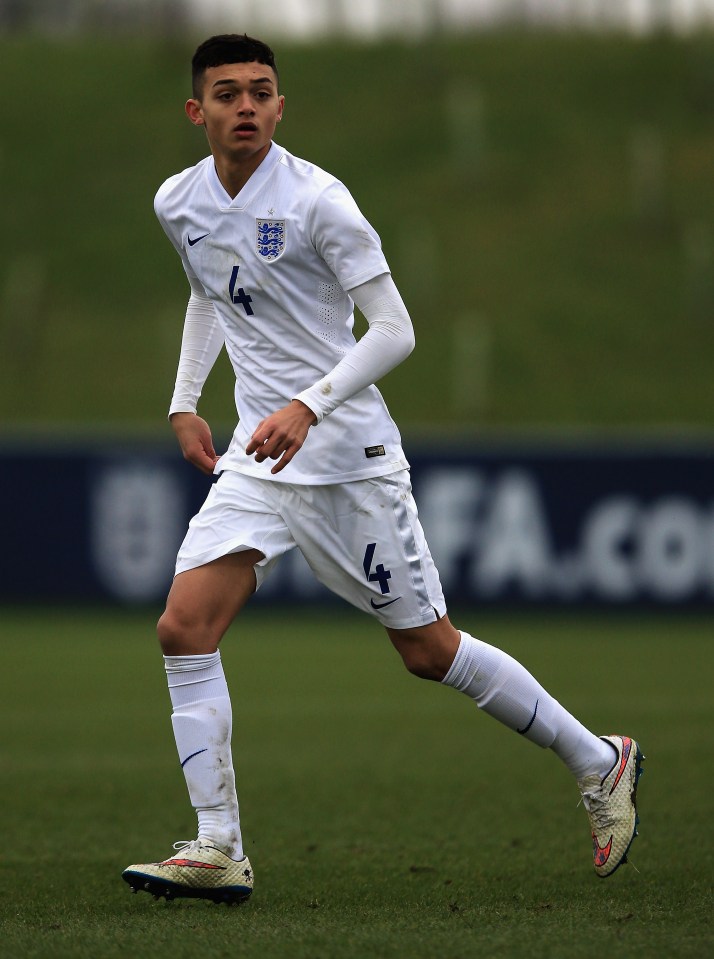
2, 32, 714, 434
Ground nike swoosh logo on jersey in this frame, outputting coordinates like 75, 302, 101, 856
370, 596, 401, 609
187, 232, 210, 246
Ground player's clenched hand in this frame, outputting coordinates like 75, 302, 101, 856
170, 412, 220, 475
246, 400, 317, 474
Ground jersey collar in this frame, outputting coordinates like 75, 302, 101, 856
205, 142, 284, 210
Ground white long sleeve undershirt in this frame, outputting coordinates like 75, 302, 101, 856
168, 288, 224, 418
168, 272, 414, 422
293, 272, 414, 423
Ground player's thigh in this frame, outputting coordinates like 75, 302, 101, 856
286, 471, 447, 629
161, 471, 297, 654
159, 550, 265, 654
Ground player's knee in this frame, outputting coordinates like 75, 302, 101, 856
157, 606, 222, 655
157, 608, 194, 655
398, 645, 448, 682
388, 623, 459, 682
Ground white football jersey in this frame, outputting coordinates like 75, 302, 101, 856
155, 142, 409, 485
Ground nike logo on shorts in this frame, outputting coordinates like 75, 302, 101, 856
370, 596, 401, 609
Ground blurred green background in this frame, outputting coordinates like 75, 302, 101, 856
2, 29, 713, 437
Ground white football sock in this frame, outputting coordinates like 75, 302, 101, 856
442, 631, 614, 780
164, 652, 243, 859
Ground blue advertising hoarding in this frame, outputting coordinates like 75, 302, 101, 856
2, 439, 713, 607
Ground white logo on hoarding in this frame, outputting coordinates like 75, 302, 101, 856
90, 463, 185, 602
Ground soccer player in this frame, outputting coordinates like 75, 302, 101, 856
122, 34, 643, 904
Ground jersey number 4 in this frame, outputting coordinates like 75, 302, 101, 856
363, 542, 392, 594
228, 266, 254, 316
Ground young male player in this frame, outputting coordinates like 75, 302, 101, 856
122, 34, 644, 904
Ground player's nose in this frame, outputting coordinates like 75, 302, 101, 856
236, 94, 255, 115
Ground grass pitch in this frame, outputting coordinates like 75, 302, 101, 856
1, 608, 712, 958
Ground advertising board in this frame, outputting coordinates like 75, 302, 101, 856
3, 441, 713, 607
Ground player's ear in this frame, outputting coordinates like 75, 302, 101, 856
185, 99, 205, 126
276, 95, 285, 122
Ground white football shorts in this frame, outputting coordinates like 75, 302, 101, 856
175, 468, 446, 629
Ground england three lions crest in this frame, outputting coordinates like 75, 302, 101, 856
256, 219, 286, 262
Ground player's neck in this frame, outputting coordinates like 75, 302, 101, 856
213, 145, 271, 199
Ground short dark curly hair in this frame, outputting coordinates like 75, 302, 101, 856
191, 34, 279, 99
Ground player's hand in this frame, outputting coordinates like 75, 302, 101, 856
170, 412, 220, 475
246, 400, 317, 474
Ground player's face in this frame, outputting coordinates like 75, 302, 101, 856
186, 61, 284, 166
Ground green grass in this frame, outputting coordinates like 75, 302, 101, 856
2, 33, 714, 433
1, 608, 712, 958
